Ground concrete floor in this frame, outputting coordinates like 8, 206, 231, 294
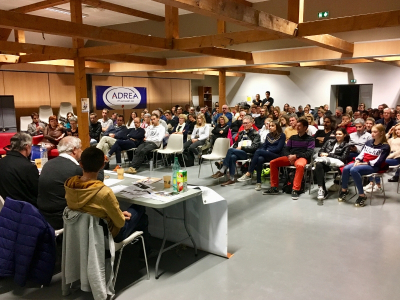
1, 159, 400, 300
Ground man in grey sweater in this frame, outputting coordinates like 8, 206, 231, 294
37, 137, 104, 229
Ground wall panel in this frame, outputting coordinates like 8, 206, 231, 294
148, 78, 172, 113
122, 77, 149, 121
171, 79, 190, 109
0, 72, 4, 95
49, 73, 76, 114
4, 71, 51, 129
92, 75, 123, 119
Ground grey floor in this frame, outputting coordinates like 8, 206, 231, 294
2, 158, 400, 300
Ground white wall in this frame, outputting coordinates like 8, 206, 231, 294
225, 62, 400, 109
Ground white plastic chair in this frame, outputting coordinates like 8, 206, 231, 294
39, 105, 53, 123
156, 134, 185, 168
0, 196, 4, 212
388, 164, 400, 194
20, 116, 32, 132
199, 138, 230, 178
58, 102, 74, 120
113, 231, 150, 284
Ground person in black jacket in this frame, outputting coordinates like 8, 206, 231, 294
231, 111, 245, 138
187, 114, 196, 135
0, 133, 39, 206
164, 110, 177, 133
171, 114, 189, 142
37, 136, 104, 229
314, 128, 350, 202
254, 108, 267, 129
106, 117, 145, 169
89, 113, 102, 145
210, 115, 230, 147
212, 115, 261, 186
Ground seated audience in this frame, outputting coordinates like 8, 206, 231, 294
37, 137, 104, 230
127, 113, 165, 173
171, 114, 189, 143
324, 104, 332, 116
215, 105, 233, 126
183, 104, 190, 115
338, 124, 390, 207
272, 108, 280, 121
283, 103, 290, 113
251, 105, 259, 118
314, 116, 336, 148
284, 116, 298, 142
89, 113, 102, 145
96, 115, 127, 158
61, 112, 75, 129
0, 133, 38, 206
254, 108, 267, 129
352, 110, 361, 120
348, 118, 372, 161
314, 128, 350, 203
42, 115, 66, 151
304, 114, 318, 136
187, 114, 196, 135
212, 116, 261, 186
279, 115, 289, 132
386, 123, 400, 182
164, 110, 177, 133
141, 113, 151, 129
376, 107, 396, 133
126, 111, 138, 129
258, 118, 272, 143
99, 109, 113, 132
212, 107, 220, 124
332, 107, 343, 126
231, 111, 246, 137
296, 106, 304, 118
200, 107, 212, 123
315, 109, 325, 126
263, 119, 315, 200
65, 147, 150, 251
27, 112, 45, 136
107, 117, 145, 170
184, 114, 210, 162
66, 116, 78, 137
365, 117, 375, 133
338, 114, 356, 134
211, 115, 229, 146
238, 121, 286, 190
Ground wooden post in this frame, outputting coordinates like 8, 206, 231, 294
287, 0, 304, 23
165, 5, 179, 39
71, 0, 90, 149
217, 20, 226, 34
14, 30, 26, 55
219, 69, 226, 107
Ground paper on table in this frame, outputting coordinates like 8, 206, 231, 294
110, 185, 128, 194
188, 186, 225, 204
103, 170, 146, 180
104, 179, 122, 186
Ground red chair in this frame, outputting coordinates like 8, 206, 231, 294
31, 135, 59, 159
0, 132, 16, 156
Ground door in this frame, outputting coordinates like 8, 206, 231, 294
337, 85, 360, 113
0, 96, 17, 132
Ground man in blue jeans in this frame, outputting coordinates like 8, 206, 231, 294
212, 115, 261, 186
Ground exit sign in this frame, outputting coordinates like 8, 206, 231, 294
318, 11, 329, 18
350, 79, 357, 83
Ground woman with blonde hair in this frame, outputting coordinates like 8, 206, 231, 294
184, 113, 210, 164
210, 115, 229, 146
304, 114, 318, 136
338, 124, 390, 207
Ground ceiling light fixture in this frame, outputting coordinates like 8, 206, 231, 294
45, 7, 89, 18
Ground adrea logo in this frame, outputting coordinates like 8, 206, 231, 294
103, 86, 142, 109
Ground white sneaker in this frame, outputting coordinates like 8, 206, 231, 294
317, 187, 326, 200
238, 173, 251, 182
363, 183, 374, 193
255, 183, 262, 191
370, 186, 383, 193
328, 184, 340, 192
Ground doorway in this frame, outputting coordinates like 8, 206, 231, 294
330, 84, 373, 112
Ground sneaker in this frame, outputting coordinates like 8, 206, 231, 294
317, 187, 327, 200
363, 183, 374, 193
211, 171, 225, 179
338, 190, 349, 202
388, 176, 399, 182
262, 187, 279, 195
113, 165, 121, 172
291, 190, 300, 200
255, 183, 262, 191
238, 173, 251, 182
328, 184, 340, 192
370, 186, 383, 193
354, 195, 367, 207
221, 179, 235, 186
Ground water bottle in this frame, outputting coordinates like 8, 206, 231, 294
172, 157, 180, 192
40, 144, 48, 167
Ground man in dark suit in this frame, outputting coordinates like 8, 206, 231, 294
0, 133, 39, 207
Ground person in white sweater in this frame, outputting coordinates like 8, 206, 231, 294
386, 123, 400, 182
184, 113, 210, 162
127, 113, 165, 173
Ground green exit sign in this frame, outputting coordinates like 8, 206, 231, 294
318, 11, 329, 18
350, 79, 357, 83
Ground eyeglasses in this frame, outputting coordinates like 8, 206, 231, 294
242, 122, 250, 125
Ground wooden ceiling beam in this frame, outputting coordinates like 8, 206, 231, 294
370, 58, 400, 68
78, 44, 162, 57
298, 10, 400, 36
287, 0, 304, 23
300, 34, 354, 54
12, 0, 70, 13
19, 53, 76, 63
185, 47, 253, 61
246, 63, 300, 68
152, 0, 298, 37
0, 41, 77, 56
165, 5, 179, 39
225, 67, 290, 75
301, 64, 353, 72
300, 59, 373, 67
28, 59, 109, 69
90, 54, 167, 65
193, 70, 245, 77
0, 9, 169, 49
81, 0, 164, 22
0, 54, 19, 63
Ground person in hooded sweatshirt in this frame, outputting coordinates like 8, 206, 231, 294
64, 146, 150, 248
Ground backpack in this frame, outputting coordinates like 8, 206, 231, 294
282, 170, 305, 194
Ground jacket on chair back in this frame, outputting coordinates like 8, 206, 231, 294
0, 197, 56, 286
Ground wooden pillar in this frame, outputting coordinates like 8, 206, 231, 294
165, 5, 179, 39
71, 0, 89, 149
287, 0, 304, 23
219, 69, 226, 107
0, 28, 12, 41
14, 30, 26, 55
217, 20, 226, 34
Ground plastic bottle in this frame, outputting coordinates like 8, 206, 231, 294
40, 144, 48, 167
172, 157, 180, 192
